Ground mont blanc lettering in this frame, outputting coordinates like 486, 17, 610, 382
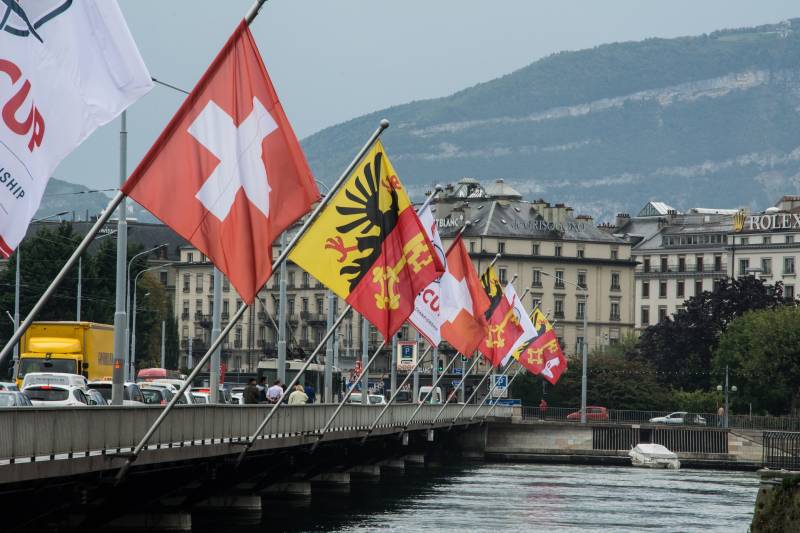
0, 167, 25, 199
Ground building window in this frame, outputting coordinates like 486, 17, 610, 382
236, 299, 243, 311
762, 258, 772, 275
610, 301, 620, 321
611, 248, 619, 260
576, 336, 584, 354
739, 258, 750, 276
641, 306, 650, 326
659, 281, 667, 298
577, 270, 587, 289
787, 285, 795, 300
713, 279, 722, 292
554, 299, 564, 319
643, 257, 651, 273
658, 306, 668, 322
532, 294, 543, 309
181, 300, 189, 319
288, 271, 295, 288
498, 267, 508, 284
763, 236, 771, 245
696, 256, 704, 272
316, 296, 324, 314
555, 245, 562, 257
223, 277, 230, 292
714, 255, 723, 272
642, 281, 650, 298
195, 299, 203, 318
695, 280, 703, 296
677, 280, 685, 298
287, 298, 295, 316
787, 235, 795, 244
301, 297, 308, 313
554, 270, 564, 289
222, 300, 229, 318
740, 237, 749, 245
182, 273, 190, 293
302, 272, 310, 288
498, 241, 505, 254
678, 256, 686, 272
784, 257, 795, 275
532, 269, 542, 287
470, 241, 476, 253
576, 300, 585, 320
208, 274, 214, 291
301, 326, 308, 342
532, 243, 540, 256
610, 272, 620, 291
660, 256, 668, 272
160, 271, 168, 285
577, 247, 585, 259
195, 273, 203, 292
187, 252, 194, 263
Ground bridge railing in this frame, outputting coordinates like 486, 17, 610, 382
0, 404, 510, 464
521, 406, 800, 431
763, 431, 800, 469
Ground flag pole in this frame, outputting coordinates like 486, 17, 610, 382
429, 354, 482, 426
0, 191, 125, 369
471, 360, 517, 421
115, 120, 390, 482
360, 344, 433, 444
402, 352, 459, 430
448, 365, 494, 430
311, 339, 387, 453
481, 365, 524, 421
233, 302, 354, 466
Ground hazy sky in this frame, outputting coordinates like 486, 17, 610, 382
56, 0, 800, 191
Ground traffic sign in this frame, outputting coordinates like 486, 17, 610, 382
491, 374, 509, 398
453, 367, 463, 375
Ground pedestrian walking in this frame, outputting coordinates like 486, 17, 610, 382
717, 405, 725, 427
257, 377, 268, 403
266, 380, 284, 404
243, 378, 259, 405
288, 384, 309, 405
539, 398, 548, 420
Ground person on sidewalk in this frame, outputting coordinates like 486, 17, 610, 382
288, 384, 309, 405
266, 380, 284, 404
539, 398, 548, 420
243, 379, 260, 405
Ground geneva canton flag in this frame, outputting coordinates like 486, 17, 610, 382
0, 1, 152, 257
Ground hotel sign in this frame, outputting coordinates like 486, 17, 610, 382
734, 210, 800, 232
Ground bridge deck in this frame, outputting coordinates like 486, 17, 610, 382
0, 404, 511, 485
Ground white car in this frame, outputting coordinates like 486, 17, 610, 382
23, 384, 89, 406
230, 386, 244, 405
191, 392, 210, 404
348, 393, 387, 405
144, 381, 197, 404
649, 411, 707, 426
87, 381, 146, 405
22, 372, 88, 391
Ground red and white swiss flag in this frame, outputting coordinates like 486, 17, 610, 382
122, 21, 319, 303
439, 235, 490, 356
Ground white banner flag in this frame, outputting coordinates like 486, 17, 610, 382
408, 204, 445, 345
0, 1, 152, 256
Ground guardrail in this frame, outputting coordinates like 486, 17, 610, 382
522, 406, 800, 431
0, 404, 510, 466
763, 431, 800, 470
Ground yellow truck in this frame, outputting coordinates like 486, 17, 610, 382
15, 322, 114, 388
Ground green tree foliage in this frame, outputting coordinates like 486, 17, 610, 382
714, 306, 800, 415
631, 277, 785, 391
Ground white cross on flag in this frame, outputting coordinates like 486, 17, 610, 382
123, 21, 319, 303
0, 0, 152, 257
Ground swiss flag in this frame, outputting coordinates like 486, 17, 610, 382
439, 236, 490, 356
122, 21, 319, 303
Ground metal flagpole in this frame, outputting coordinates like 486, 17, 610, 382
360, 344, 433, 443
210, 267, 222, 403
429, 354, 481, 426
324, 289, 334, 403
482, 365, 523, 420
234, 303, 354, 465
115, 119, 391, 482
360, 316, 369, 404
12, 249, 19, 371
311, 339, 387, 453
449, 366, 493, 430
471, 360, 517, 422
402, 352, 458, 429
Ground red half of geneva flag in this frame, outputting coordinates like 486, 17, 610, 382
439, 235, 490, 356
122, 21, 319, 303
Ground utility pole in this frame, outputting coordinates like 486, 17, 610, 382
188, 336, 193, 369
160, 320, 166, 369
277, 233, 287, 384
111, 111, 128, 405
210, 267, 222, 403
76, 257, 81, 321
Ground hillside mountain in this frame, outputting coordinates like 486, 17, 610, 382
302, 19, 800, 220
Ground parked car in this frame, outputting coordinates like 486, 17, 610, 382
0, 382, 19, 391
230, 386, 245, 405
649, 412, 707, 426
191, 386, 231, 404
192, 393, 210, 404
23, 384, 89, 406
22, 372, 88, 391
348, 393, 387, 405
85, 388, 108, 406
0, 391, 33, 406
566, 406, 609, 421
141, 386, 173, 405
87, 381, 146, 405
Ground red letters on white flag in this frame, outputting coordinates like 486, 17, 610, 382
408, 205, 446, 344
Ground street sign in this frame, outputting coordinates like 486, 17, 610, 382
491, 374, 509, 398
453, 367, 463, 375
397, 341, 417, 370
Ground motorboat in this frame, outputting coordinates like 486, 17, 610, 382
628, 443, 681, 469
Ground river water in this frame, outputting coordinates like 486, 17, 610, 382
195, 462, 759, 533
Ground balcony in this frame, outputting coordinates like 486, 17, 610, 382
610, 284, 621, 292
221, 312, 230, 320
610, 314, 621, 322
182, 286, 190, 293
181, 311, 189, 320
258, 311, 267, 321
554, 311, 565, 319
635, 264, 726, 277
233, 340, 242, 349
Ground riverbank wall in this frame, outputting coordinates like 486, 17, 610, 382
751, 469, 800, 532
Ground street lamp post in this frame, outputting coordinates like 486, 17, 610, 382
125, 243, 167, 379
716, 365, 737, 428
539, 270, 589, 424
130, 263, 175, 378
12, 211, 68, 375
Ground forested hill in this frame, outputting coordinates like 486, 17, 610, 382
301, 19, 800, 220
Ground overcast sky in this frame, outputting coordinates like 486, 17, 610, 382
56, 0, 800, 191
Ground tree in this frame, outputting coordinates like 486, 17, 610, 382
714, 306, 800, 416
632, 276, 786, 390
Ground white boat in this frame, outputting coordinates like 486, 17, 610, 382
628, 443, 681, 469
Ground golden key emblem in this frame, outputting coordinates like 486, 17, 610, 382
372, 232, 433, 310
485, 307, 521, 348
